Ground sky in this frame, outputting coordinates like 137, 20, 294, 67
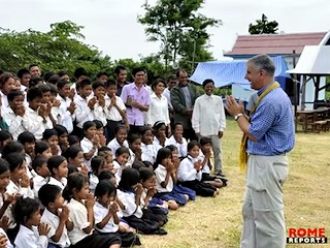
1, 0, 330, 61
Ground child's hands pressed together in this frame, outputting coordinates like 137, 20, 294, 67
88, 97, 97, 110
0, 234, 8, 248
0, 216, 11, 231
59, 205, 70, 222
109, 202, 119, 214
194, 160, 202, 171
134, 183, 144, 196
85, 193, 95, 209
38, 222, 51, 236
147, 187, 157, 198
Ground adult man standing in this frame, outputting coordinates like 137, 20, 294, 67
121, 67, 150, 134
226, 54, 295, 248
115, 65, 129, 96
29, 64, 42, 78
192, 79, 226, 176
171, 69, 198, 141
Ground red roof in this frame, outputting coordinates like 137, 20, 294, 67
225, 32, 327, 55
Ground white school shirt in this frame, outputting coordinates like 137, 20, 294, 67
198, 151, 211, 174
104, 95, 126, 121
145, 93, 170, 126
93, 101, 107, 126
26, 107, 53, 140
41, 208, 70, 248
116, 189, 143, 218
153, 136, 168, 148
107, 138, 129, 155
89, 173, 99, 193
163, 88, 173, 111
14, 224, 48, 248
55, 95, 74, 134
80, 137, 97, 171
48, 177, 67, 191
192, 94, 226, 136
73, 94, 94, 128
67, 198, 92, 245
94, 202, 119, 233
0, 91, 10, 116
165, 135, 187, 158
33, 175, 49, 197
177, 156, 202, 182
113, 160, 123, 184
141, 143, 159, 164
154, 164, 174, 193
3, 107, 31, 140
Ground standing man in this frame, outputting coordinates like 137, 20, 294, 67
121, 67, 150, 134
115, 65, 129, 96
171, 69, 198, 141
192, 79, 226, 176
29, 64, 42, 79
226, 54, 295, 248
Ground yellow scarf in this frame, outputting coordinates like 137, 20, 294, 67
239, 81, 280, 172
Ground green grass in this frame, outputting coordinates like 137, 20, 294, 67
139, 119, 330, 248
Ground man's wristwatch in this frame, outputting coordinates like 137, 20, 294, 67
234, 113, 243, 121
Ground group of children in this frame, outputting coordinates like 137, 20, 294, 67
0, 70, 228, 248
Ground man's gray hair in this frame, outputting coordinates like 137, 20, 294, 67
248, 54, 275, 76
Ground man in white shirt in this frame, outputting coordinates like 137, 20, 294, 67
192, 79, 226, 176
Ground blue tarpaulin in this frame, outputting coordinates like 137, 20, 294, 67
190, 56, 290, 90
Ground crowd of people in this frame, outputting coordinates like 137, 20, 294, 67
0, 64, 228, 248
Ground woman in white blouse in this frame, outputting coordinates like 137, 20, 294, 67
145, 79, 170, 129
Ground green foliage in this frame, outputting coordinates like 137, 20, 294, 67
138, 0, 220, 73
0, 20, 112, 76
248, 14, 279, 34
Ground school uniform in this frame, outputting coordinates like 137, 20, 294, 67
107, 138, 129, 155
14, 224, 48, 248
141, 143, 159, 164
104, 95, 126, 142
154, 164, 194, 205
73, 95, 94, 129
177, 156, 216, 197
165, 136, 188, 158
89, 173, 99, 193
112, 160, 124, 184
0, 227, 13, 248
153, 136, 168, 148
41, 208, 70, 248
26, 107, 53, 140
3, 107, 32, 140
68, 198, 121, 248
56, 95, 74, 134
33, 174, 49, 197
117, 188, 161, 234
80, 137, 97, 171
48, 177, 67, 191
93, 102, 107, 127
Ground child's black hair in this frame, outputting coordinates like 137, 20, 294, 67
98, 171, 115, 181
82, 121, 96, 132
27, 87, 42, 102
68, 135, 80, 146
199, 137, 212, 146
54, 125, 68, 136
154, 148, 171, 169
115, 147, 130, 157
93, 120, 104, 129
94, 180, 116, 198
35, 141, 50, 155
132, 160, 145, 171
5, 152, 25, 172
141, 126, 152, 136
63, 172, 89, 201
187, 140, 200, 151
152, 121, 166, 131
17, 131, 36, 144
139, 167, 154, 182
77, 78, 92, 90
48, 155, 66, 176
63, 145, 82, 160
42, 128, 58, 141
7, 90, 24, 102
92, 81, 105, 91
104, 79, 116, 88
165, 144, 178, 153
32, 156, 48, 172
202, 79, 214, 88
118, 168, 139, 191
132, 67, 145, 77
2, 141, 24, 160
127, 133, 141, 145
38, 184, 62, 208
98, 146, 112, 156
13, 197, 40, 224
114, 125, 127, 135
91, 156, 105, 175
57, 79, 70, 90
0, 130, 12, 149
74, 67, 88, 80
17, 68, 30, 79
0, 158, 10, 175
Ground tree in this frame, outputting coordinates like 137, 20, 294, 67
138, 0, 220, 72
0, 21, 112, 75
248, 14, 279, 34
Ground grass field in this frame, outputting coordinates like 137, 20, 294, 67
140, 119, 330, 248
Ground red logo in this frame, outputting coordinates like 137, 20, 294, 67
287, 228, 327, 244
